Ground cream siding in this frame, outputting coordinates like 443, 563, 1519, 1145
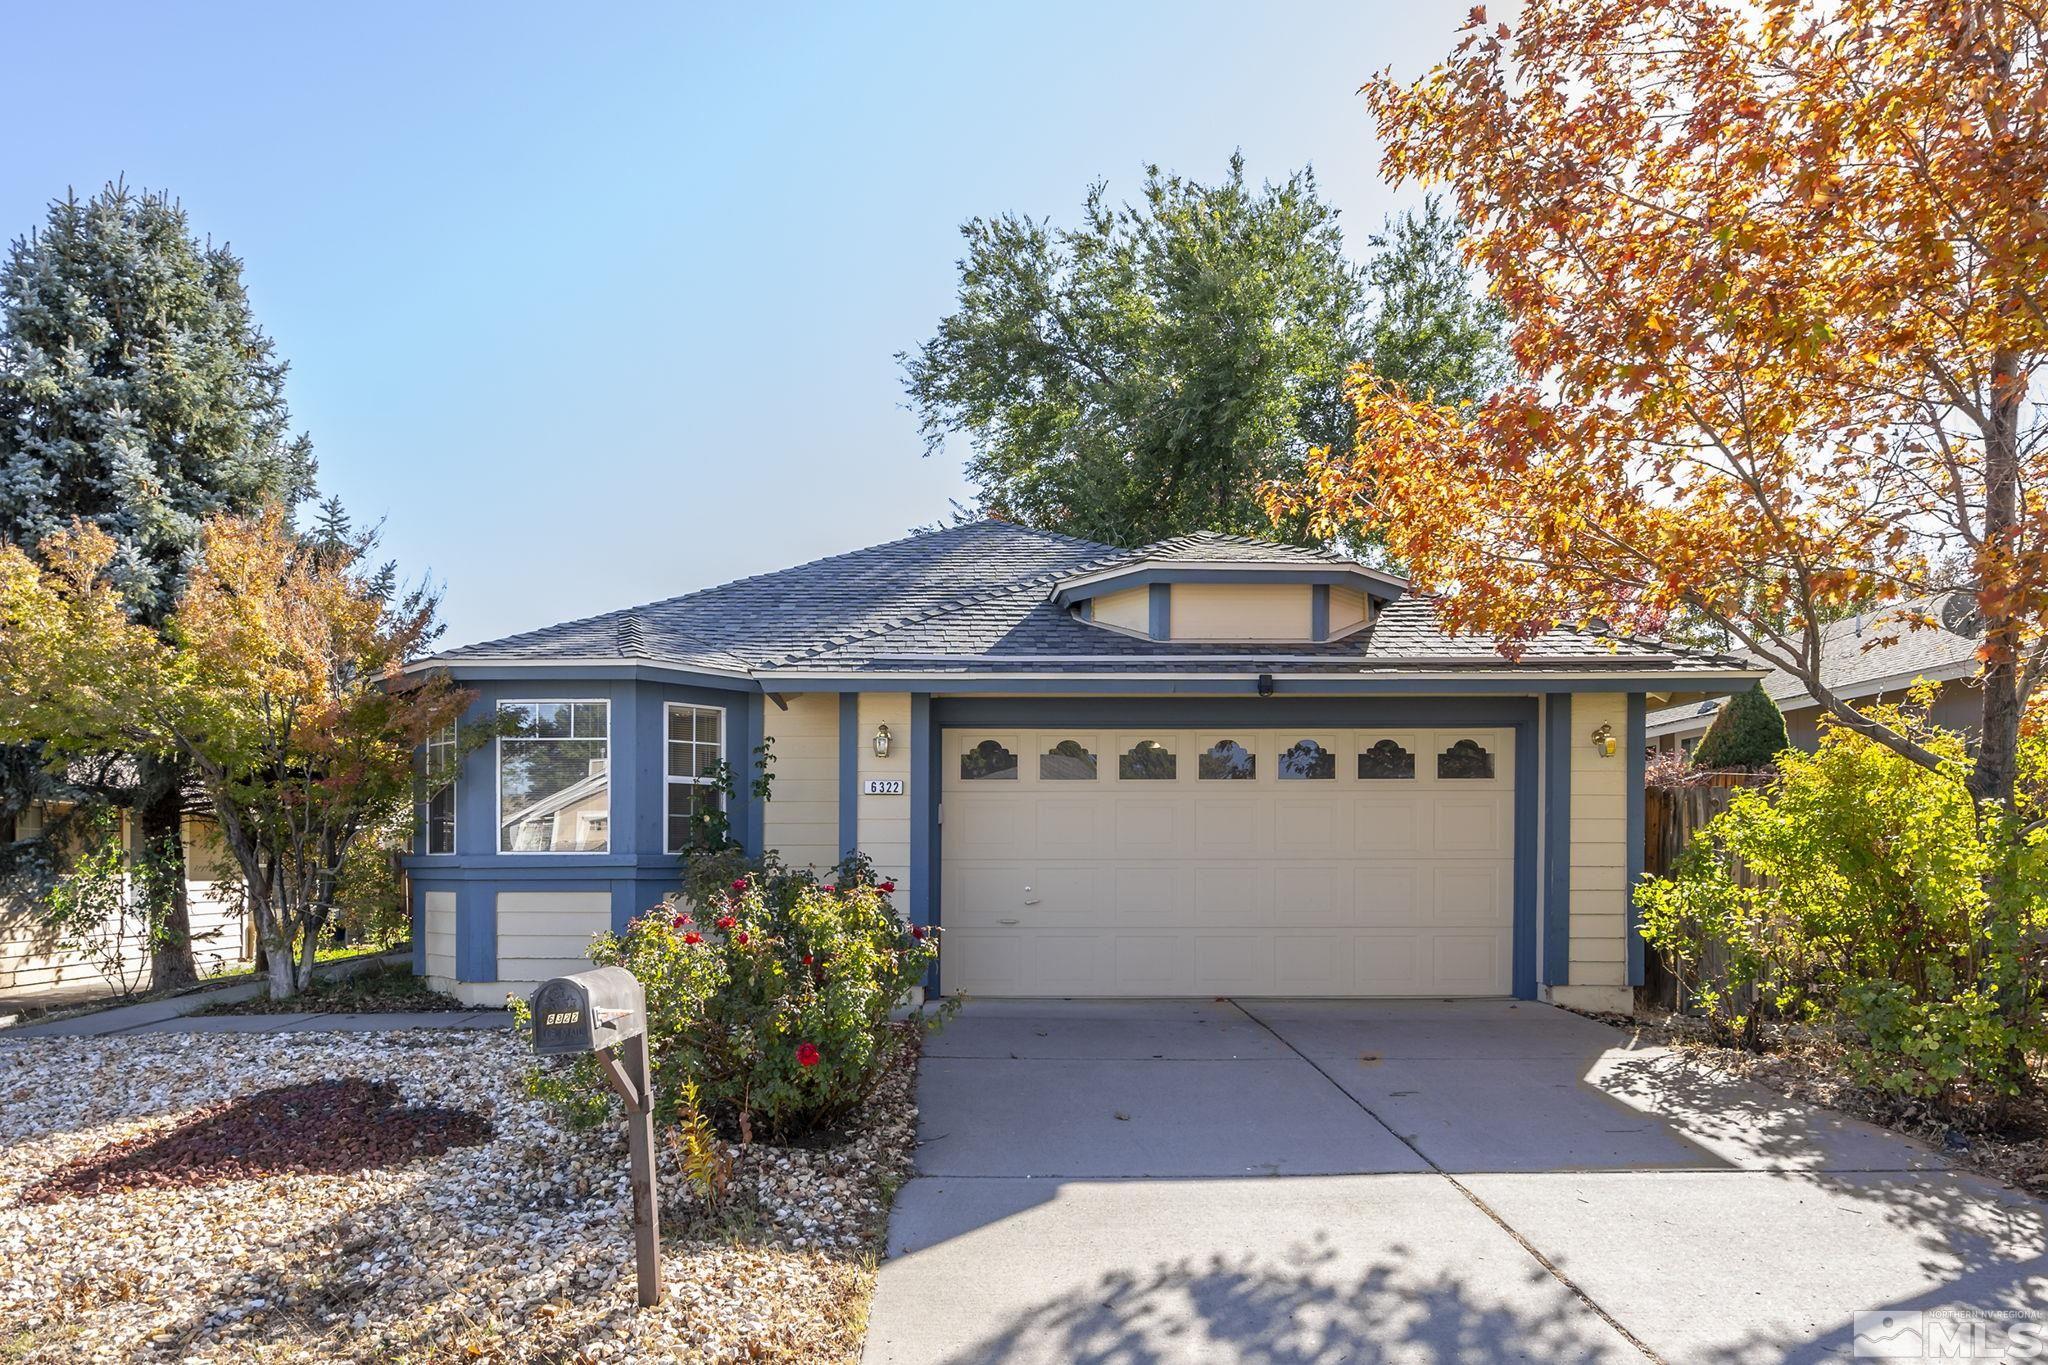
0, 811, 250, 995
423, 890, 458, 990
494, 890, 611, 995
1567, 692, 1630, 989
856, 693, 912, 899
1329, 586, 1371, 635
1091, 586, 1150, 633
762, 692, 841, 871
1170, 582, 1313, 640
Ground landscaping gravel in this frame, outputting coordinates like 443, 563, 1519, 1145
0, 1027, 920, 1362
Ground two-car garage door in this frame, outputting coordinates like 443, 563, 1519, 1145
938, 727, 1516, 997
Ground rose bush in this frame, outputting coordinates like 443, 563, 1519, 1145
516, 856, 943, 1143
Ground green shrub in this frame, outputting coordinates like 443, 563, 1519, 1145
515, 857, 942, 1143
1691, 682, 1789, 770
1638, 687, 2048, 1108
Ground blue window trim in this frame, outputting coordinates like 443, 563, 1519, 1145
839, 692, 859, 861
1627, 692, 1647, 987
1148, 584, 1171, 640
1544, 694, 1573, 987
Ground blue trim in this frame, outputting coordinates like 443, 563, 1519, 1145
1052, 564, 1406, 608
1626, 692, 1647, 987
1513, 719, 1538, 999
927, 695, 1540, 1001
742, 692, 767, 855
910, 693, 937, 993
1079, 600, 1093, 621
839, 692, 859, 860
431, 662, 757, 690
933, 696, 1537, 729
411, 886, 427, 975
1148, 584, 1171, 640
455, 881, 496, 982
1544, 694, 1572, 987
1310, 584, 1330, 642
767, 674, 1755, 696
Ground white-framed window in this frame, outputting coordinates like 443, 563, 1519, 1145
498, 701, 610, 853
665, 703, 725, 854
424, 722, 457, 854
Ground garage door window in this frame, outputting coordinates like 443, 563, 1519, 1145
961, 740, 1019, 780
1119, 740, 1177, 780
1277, 738, 1335, 780
1040, 740, 1097, 780
1358, 739, 1416, 779
1438, 738, 1496, 779
1198, 739, 1256, 780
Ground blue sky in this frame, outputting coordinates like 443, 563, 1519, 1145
4, 2, 1466, 648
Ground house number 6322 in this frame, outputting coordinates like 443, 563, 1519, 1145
862, 779, 905, 795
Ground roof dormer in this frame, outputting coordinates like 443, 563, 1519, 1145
1050, 533, 1406, 644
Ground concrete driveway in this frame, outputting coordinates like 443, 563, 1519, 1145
864, 1000, 2048, 1364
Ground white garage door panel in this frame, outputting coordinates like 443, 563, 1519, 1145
941, 727, 1516, 998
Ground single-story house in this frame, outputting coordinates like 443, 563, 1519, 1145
1648, 593, 1984, 754
405, 523, 1757, 1014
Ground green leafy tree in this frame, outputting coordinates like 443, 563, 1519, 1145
1691, 683, 1790, 771
903, 159, 1505, 546
0, 183, 315, 988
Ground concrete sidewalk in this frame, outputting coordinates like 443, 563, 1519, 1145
866, 999, 2048, 1364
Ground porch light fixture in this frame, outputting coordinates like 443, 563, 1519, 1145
872, 723, 893, 758
1257, 673, 1275, 698
1590, 722, 1618, 758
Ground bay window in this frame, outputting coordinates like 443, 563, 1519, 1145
498, 701, 610, 853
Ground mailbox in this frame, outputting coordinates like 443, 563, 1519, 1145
530, 966, 647, 1057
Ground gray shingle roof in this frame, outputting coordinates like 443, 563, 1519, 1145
431, 518, 1744, 679
1645, 595, 1983, 731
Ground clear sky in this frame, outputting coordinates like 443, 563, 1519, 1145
4, 1, 1470, 649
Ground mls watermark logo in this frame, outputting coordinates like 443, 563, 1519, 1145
1855, 1311, 1925, 1359
1854, 1308, 2048, 1359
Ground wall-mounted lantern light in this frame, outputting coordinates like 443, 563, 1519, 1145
1590, 722, 1618, 758
872, 723, 893, 758
1256, 672, 1275, 698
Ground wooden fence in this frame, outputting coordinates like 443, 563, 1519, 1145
1641, 772, 1773, 1011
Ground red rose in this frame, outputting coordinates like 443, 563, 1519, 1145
715, 915, 737, 931
879, 880, 896, 893
731, 878, 748, 892
802, 954, 814, 965
683, 932, 702, 945
910, 925, 926, 940
735, 931, 750, 946
795, 1042, 821, 1068
820, 884, 835, 895
670, 914, 688, 929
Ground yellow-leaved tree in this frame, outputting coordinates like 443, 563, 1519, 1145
1272, 0, 2046, 808
0, 506, 472, 998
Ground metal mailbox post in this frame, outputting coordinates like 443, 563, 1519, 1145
530, 966, 661, 1307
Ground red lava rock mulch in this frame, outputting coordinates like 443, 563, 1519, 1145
21, 1077, 493, 1205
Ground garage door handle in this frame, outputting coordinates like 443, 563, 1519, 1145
998, 917, 1021, 925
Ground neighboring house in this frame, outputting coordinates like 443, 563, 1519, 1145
405, 523, 1756, 1014
0, 807, 249, 997
1647, 594, 1984, 755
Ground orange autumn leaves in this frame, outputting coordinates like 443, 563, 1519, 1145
1269, 0, 2048, 667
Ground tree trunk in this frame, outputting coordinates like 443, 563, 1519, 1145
264, 927, 297, 1000
138, 755, 196, 992
1971, 350, 2025, 810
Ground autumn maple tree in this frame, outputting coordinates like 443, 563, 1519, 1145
0, 506, 471, 998
1273, 0, 2046, 807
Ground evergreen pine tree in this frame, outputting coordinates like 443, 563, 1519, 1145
0, 182, 316, 988
1691, 683, 1790, 770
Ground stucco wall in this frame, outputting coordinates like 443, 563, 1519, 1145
763, 692, 840, 871
1567, 692, 1629, 991
1170, 582, 1312, 640
856, 693, 912, 899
